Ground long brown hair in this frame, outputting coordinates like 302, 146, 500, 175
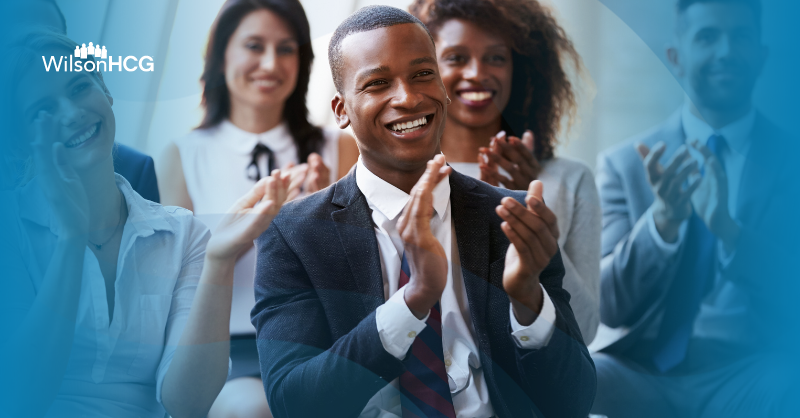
198, 0, 323, 163
409, 0, 582, 160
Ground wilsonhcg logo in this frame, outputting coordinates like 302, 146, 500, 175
42, 42, 154, 72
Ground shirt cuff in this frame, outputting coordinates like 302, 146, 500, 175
646, 207, 687, 255
376, 286, 429, 360
509, 284, 557, 349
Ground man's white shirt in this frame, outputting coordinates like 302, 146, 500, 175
354, 158, 556, 418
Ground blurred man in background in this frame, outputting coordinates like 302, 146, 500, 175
592, 0, 799, 416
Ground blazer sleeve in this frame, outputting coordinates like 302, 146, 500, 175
251, 222, 406, 418
595, 152, 682, 328
510, 249, 597, 418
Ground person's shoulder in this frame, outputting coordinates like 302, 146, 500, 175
114, 143, 150, 160
273, 183, 339, 225
599, 111, 682, 163
542, 156, 593, 178
121, 173, 208, 239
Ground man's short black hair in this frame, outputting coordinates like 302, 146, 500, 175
676, 0, 761, 33
328, 5, 434, 93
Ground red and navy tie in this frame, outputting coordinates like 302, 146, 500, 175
398, 251, 457, 418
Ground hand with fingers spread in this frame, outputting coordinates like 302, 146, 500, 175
303, 153, 332, 194
496, 180, 561, 324
206, 169, 291, 263
397, 154, 453, 319
479, 130, 541, 190
637, 141, 701, 243
31, 112, 90, 238
689, 139, 739, 251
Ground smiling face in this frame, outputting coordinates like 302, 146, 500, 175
435, 19, 513, 130
332, 23, 448, 175
224, 9, 300, 112
670, 2, 767, 111
17, 50, 116, 171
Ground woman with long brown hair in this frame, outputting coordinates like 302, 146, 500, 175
158, 0, 358, 416
410, 0, 601, 344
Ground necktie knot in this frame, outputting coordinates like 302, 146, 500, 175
707, 134, 727, 158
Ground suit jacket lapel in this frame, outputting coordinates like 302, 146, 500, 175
331, 170, 386, 315
450, 171, 493, 354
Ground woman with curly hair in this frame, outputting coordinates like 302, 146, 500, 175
410, 0, 601, 343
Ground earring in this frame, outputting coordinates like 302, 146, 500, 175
446, 96, 452, 105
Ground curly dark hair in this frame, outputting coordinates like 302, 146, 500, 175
409, 0, 582, 160
198, 0, 323, 164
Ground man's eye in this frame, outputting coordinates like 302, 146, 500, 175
366, 80, 387, 88
416, 70, 435, 77
488, 55, 507, 64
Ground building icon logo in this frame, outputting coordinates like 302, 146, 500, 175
74, 42, 108, 59
42, 42, 153, 73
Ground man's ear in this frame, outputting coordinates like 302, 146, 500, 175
331, 93, 350, 129
666, 44, 684, 78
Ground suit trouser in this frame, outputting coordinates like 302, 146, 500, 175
590, 341, 799, 418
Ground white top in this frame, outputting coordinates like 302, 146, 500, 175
448, 157, 602, 344
174, 120, 340, 334
646, 104, 758, 344
0, 174, 210, 418
355, 158, 557, 418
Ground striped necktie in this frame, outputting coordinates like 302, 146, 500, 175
398, 251, 456, 418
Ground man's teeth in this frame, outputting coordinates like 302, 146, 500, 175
254, 79, 278, 88
460, 91, 493, 101
391, 116, 428, 133
65, 123, 98, 148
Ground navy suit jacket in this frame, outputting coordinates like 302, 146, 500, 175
113, 143, 159, 203
251, 168, 595, 418
596, 110, 800, 357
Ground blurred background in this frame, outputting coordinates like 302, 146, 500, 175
56, 0, 791, 171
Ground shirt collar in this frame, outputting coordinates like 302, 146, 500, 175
355, 157, 450, 221
681, 103, 756, 155
116, 173, 174, 237
18, 173, 174, 236
221, 119, 294, 155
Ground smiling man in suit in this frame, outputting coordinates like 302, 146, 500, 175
250, 5, 594, 418
592, 0, 800, 417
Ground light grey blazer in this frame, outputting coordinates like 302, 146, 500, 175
594, 109, 799, 355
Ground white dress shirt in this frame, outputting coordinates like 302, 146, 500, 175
354, 158, 556, 418
0, 174, 211, 418
646, 104, 758, 344
175, 120, 341, 334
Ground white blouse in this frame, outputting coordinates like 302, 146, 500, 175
0, 174, 210, 417
174, 120, 341, 334
448, 158, 602, 344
